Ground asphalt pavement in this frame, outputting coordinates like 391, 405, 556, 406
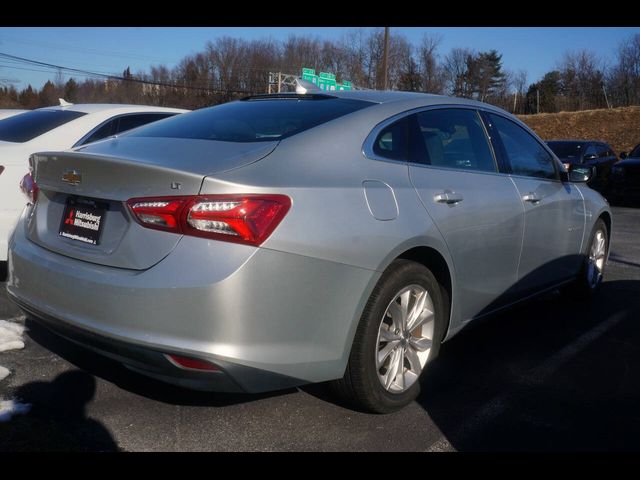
1, 205, 639, 451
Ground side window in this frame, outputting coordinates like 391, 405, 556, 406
115, 113, 175, 134
373, 116, 409, 161
596, 145, 609, 158
489, 113, 558, 180
583, 145, 597, 158
410, 109, 496, 172
79, 120, 117, 145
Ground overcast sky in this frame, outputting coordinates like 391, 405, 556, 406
1, 27, 638, 90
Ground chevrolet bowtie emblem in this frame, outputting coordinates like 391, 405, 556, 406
61, 170, 82, 186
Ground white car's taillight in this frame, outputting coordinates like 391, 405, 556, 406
127, 194, 291, 246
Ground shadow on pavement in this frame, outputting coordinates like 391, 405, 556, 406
23, 319, 296, 408
0, 262, 7, 283
0, 371, 119, 452
415, 279, 640, 451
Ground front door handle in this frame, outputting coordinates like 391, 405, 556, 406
434, 191, 464, 204
522, 192, 541, 204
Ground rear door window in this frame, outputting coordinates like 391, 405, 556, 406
78, 120, 117, 145
410, 109, 496, 172
0, 110, 87, 143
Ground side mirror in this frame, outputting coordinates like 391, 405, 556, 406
583, 153, 598, 161
620, 151, 627, 159
567, 165, 595, 183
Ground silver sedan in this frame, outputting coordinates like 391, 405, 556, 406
6, 91, 611, 413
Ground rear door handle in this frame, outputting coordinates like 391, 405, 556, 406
434, 191, 464, 204
522, 192, 541, 204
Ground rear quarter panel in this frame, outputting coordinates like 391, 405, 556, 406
203, 102, 462, 341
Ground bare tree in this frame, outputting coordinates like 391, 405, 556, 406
417, 33, 445, 94
443, 48, 476, 97
513, 69, 528, 113
558, 50, 606, 111
608, 34, 640, 107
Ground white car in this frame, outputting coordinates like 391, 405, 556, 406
0, 103, 188, 267
0, 109, 29, 121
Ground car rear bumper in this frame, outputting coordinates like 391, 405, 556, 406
7, 211, 379, 392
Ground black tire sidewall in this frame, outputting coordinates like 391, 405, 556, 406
355, 260, 447, 413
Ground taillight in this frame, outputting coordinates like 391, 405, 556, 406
165, 354, 221, 372
127, 197, 186, 233
19, 172, 38, 204
127, 194, 291, 246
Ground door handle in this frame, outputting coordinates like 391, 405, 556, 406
522, 192, 541, 204
434, 191, 464, 204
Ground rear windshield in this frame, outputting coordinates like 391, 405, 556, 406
546, 141, 585, 160
0, 110, 87, 143
127, 97, 374, 143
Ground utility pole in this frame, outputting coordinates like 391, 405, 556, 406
602, 81, 611, 109
382, 27, 390, 90
278, 72, 282, 93
513, 92, 517, 113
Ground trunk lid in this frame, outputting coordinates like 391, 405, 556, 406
27, 137, 277, 270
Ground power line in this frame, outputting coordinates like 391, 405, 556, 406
0, 52, 253, 95
0, 33, 174, 64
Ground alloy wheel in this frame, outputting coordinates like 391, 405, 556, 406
587, 229, 607, 289
375, 284, 435, 393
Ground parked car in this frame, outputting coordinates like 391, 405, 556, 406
611, 143, 640, 202
6, 92, 611, 413
546, 140, 618, 194
0, 109, 29, 121
0, 103, 188, 270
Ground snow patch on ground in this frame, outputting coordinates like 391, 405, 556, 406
0, 319, 26, 352
0, 399, 31, 422
0, 317, 29, 421
1, 316, 27, 389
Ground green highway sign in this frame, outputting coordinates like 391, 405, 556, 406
319, 72, 336, 81
301, 67, 352, 91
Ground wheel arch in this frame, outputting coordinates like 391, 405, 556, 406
599, 210, 612, 242
395, 246, 453, 341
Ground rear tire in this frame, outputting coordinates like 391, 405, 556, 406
332, 259, 448, 414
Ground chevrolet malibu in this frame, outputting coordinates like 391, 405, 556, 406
6, 92, 611, 413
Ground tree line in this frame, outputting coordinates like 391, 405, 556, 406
1, 29, 639, 115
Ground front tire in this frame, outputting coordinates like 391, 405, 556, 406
332, 259, 448, 414
569, 218, 609, 298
